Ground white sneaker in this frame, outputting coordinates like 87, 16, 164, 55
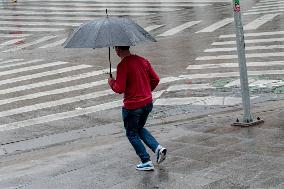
156, 147, 167, 164
136, 161, 154, 171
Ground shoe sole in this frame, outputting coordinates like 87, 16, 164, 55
157, 148, 167, 164
136, 167, 154, 171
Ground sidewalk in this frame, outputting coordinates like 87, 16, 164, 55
106, 99, 284, 189
0, 99, 283, 189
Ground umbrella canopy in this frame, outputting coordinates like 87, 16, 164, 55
63, 16, 157, 48
63, 14, 157, 77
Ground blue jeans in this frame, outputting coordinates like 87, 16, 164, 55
122, 103, 159, 163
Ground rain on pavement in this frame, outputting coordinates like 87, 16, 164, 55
0, 0, 283, 187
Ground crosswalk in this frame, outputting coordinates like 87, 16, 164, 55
0, 0, 283, 132
1, 26, 284, 131
0, 0, 283, 52
0, 57, 186, 131
153, 1, 284, 107
155, 28, 284, 106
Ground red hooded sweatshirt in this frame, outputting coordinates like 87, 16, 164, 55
108, 55, 160, 109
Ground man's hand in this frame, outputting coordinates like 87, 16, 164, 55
108, 76, 113, 83
108, 76, 114, 89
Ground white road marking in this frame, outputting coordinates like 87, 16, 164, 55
258, 0, 284, 2
0, 6, 181, 12
0, 64, 92, 86
196, 52, 284, 60
0, 80, 108, 106
219, 31, 284, 38
0, 100, 122, 131
3, 36, 57, 52
0, 38, 25, 48
39, 38, 67, 49
0, 27, 63, 32
145, 25, 165, 32
22, 0, 229, 2
0, 10, 154, 16
205, 45, 284, 52
0, 59, 43, 68
0, 61, 68, 77
225, 79, 284, 88
167, 83, 215, 91
249, 80, 284, 88
248, 6, 284, 12
196, 18, 233, 33
224, 78, 257, 88
0, 15, 99, 21
252, 3, 283, 8
180, 70, 284, 80
155, 96, 214, 106
154, 96, 258, 106
212, 37, 284, 45
158, 21, 201, 37
0, 34, 32, 38
4, 2, 210, 7
0, 20, 82, 27
244, 9, 284, 15
160, 76, 184, 84
0, 90, 114, 118
0, 59, 25, 65
0, 69, 111, 95
187, 61, 284, 69
0, 90, 164, 131
244, 14, 281, 30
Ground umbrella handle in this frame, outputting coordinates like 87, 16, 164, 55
109, 47, 111, 77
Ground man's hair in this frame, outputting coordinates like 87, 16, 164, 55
115, 46, 130, 51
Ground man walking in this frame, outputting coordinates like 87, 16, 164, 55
108, 46, 167, 171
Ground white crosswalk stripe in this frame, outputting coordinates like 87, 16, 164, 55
196, 18, 233, 33
196, 52, 284, 60
219, 31, 284, 38
38, 38, 67, 49
248, 6, 284, 12
0, 20, 82, 27
0, 59, 43, 68
145, 25, 165, 32
0, 38, 26, 48
0, 64, 91, 86
244, 14, 281, 30
187, 61, 284, 69
3, 2, 211, 7
204, 45, 284, 52
212, 37, 284, 45
0, 59, 25, 65
158, 21, 201, 37
3, 36, 57, 52
0, 27, 64, 32
0, 10, 154, 16
21, 0, 229, 2
0, 34, 32, 38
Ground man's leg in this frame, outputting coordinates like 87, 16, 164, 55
137, 103, 159, 153
138, 103, 167, 164
122, 108, 150, 163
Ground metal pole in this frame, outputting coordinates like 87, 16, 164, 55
232, 0, 253, 123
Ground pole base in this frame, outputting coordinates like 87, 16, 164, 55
231, 119, 264, 127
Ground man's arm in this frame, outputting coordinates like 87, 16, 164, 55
148, 62, 160, 91
108, 63, 126, 94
